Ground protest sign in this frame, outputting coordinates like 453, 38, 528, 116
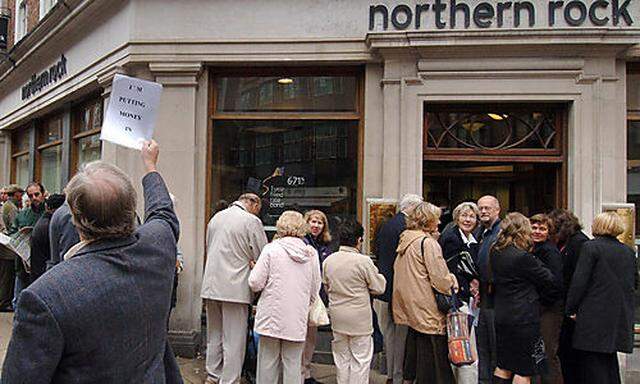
100, 74, 163, 150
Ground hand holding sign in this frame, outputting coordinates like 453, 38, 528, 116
100, 74, 163, 150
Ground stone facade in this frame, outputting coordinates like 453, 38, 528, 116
0, 0, 638, 358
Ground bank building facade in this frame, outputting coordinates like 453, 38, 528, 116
0, 0, 639, 364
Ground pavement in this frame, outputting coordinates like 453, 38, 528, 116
0, 313, 387, 383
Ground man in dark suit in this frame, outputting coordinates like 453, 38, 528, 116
475, 195, 502, 384
373, 194, 423, 384
28, 193, 65, 285
1, 140, 183, 383
47, 200, 80, 269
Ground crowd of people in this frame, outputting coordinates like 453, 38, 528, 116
0, 141, 636, 384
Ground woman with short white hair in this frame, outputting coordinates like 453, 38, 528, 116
249, 211, 321, 384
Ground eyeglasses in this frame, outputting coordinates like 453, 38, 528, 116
28, 192, 41, 199
459, 214, 477, 220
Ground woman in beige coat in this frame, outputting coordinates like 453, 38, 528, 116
393, 202, 458, 384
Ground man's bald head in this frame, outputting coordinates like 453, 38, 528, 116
477, 195, 501, 228
65, 161, 137, 241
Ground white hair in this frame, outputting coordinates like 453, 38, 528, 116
399, 194, 424, 213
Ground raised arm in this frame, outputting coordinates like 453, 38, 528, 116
140, 140, 179, 243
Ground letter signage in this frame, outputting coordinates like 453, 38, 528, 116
369, 0, 635, 31
21, 55, 67, 101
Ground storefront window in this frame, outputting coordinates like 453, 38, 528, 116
12, 129, 30, 187
216, 76, 357, 113
211, 70, 362, 233
72, 98, 102, 172
38, 114, 63, 192
627, 118, 640, 238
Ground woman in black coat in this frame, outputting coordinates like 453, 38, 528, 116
490, 213, 560, 384
530, 214, 563, 384
565, 212, 637, 384
548, 208, 590, 384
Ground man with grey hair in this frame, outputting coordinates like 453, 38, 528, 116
373, 193, 423, 384
201, 191, 268, 384
474, 195, 502, 384
2, 140, 183, 383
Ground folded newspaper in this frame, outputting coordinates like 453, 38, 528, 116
0, 227, 33, 271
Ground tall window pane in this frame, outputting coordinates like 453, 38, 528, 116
40, 145, 62, 193
627, 119, 640, 237
14, 155, 30, 188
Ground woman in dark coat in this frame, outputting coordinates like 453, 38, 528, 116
565, 212, 637, 384
548, 209, 590, 384
530, 214, 563, 384
490, 213, 560, 384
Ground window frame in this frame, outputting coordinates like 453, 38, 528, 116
15, 0, 27, 42
10, 128, 30, 185
70, 96, 103, 174
35, 113, 64, 192
207, 66, 365, 224
39, 0, 57, 20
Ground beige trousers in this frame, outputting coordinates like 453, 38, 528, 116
301, 326, 317, 380
205, 300, 249, 384
257, 335, 305, 384
374, 299, 408, 384
331, 332, 373, 384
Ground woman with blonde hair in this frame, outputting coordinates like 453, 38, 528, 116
393, 201, 458, 384
490, 212, 560, 384
301, 209, 333, 384
249, 211, 321, 384
566, 212, 636, 384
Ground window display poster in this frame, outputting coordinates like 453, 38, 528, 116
100, 74, 163, 150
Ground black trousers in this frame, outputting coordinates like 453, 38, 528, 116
558, 318, 580, 384
403, 327, 454, 384
577, 350, 621, 384
0, 259, 15, 308
478, 308, 497, 384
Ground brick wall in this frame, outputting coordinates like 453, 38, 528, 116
3, 0, 41, 50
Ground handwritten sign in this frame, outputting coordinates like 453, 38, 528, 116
100, 74, 163, 150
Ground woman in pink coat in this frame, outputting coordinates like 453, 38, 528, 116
249, 211, 322, 384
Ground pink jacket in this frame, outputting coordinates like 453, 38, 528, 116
249, 237, 321, 342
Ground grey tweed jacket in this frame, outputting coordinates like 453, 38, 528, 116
1, 171, 183, 384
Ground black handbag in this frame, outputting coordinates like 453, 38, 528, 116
421, 237, 460, 313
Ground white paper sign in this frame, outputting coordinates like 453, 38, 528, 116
100, 74, 163, 150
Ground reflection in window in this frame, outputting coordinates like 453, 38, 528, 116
14, 155, 29, 187
216, 76, 357, 113
40, 145, 62, 193
77, 135, 101, 170
212, 120, 358, 226
627, 120, 640, 237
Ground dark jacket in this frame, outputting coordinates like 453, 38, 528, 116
490, 244, 559, 325
560, 231, 589, 300
533, 240, 563, 306
304, 233, 333, 305
439, 225, 478, 301
29, 212, 53, 284
374, 212, 406, 302
475, 219, 501, 283
565, 236, 636, 354
1, 172, 183, 383
47, 202, 80, 269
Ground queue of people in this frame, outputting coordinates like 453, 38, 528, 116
0, 143, 636, 384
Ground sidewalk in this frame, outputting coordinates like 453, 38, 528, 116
0, 313, 386, 383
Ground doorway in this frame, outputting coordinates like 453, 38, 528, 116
424, 161, 561, 216
422, 102, 568, 217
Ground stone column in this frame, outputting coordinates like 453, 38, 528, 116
0, 131, 10, 185
148, 62, 206, 357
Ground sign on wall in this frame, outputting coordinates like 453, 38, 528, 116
100, 74, 163, 150
369, 0, 636, 31
21, 55, 67, 100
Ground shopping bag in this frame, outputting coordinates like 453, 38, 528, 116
446, 310, 476, 366
308, 293, 330, 327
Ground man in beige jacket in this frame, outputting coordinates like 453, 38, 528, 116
323, 219, 386, 384
201, 193, 268, 384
